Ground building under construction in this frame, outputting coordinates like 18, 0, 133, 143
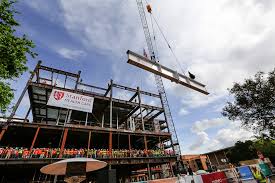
0, 61, 178, 182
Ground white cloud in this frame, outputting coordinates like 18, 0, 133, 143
191, 117, 227, 133
187, 118, 254, 154
57, 0, 272, 154
25, 0, 275, 109
57, 48, 86, 60
23, 0, 62, 23
151, 0, 275, 109
189, 131, 210, 151
215, 122, 254, 147
178, 108, 189, 116
58, 0, 143, 57
212, 103, 225, 113
24, 0, 274, 154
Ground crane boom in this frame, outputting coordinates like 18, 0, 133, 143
136, 0, 181, 156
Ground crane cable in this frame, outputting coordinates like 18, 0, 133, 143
145, 0, 186, 76
152, 14, 186, 76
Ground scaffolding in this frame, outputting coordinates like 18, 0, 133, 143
0, 61, 177, 182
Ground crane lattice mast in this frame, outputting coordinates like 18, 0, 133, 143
136, 0, 181, 156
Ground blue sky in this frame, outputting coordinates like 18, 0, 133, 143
10, 0, 275, 154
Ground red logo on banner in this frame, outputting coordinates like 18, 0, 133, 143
201, 172, 228, 183
54, 91, 64, 100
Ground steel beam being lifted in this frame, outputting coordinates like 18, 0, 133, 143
127, 50, 209, 95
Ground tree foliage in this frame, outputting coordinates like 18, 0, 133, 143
226, 140, 257, 165
0, 0, 36, 113
253, 137, 275, 159
222, 69, 275, 138
227, 139, 275, 165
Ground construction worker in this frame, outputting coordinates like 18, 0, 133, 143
22, 148, 29, 158
251, 166, 266, 183
51, 148, 57, 158
56, 148, 60, 158
5, 147, 11, 159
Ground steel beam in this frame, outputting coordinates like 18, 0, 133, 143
29, 83, 164, 111
147, 111, 164, 121
119, 106, 139, 124
7, 120, 172, 138
127, 50, 209, 95
112, 83, 160, 98
0, 156, 177, 166
129, 92, 138, 102
143, 109, 155, 119
133, 108, 146, 118
77, 82, 107, 92
39, 65, 79, 78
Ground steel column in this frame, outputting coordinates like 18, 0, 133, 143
87, 131, 91, 158
85, 112, 89, 126
0, 127, 7, 141
101, 114, 104, 128
8, 61, 41, 123
109, 132, 112, 157
59, 128, 69, 158
24, 107, 31, 122
144, 135, 148, 156
65, 110, 72, 126
75, 71, 81, 90
128, 134, 131, 150
147, 163, 152, 180
87, 131, 92, 150
169, 162, 175, 177
109, 80, 113, 128
30, 127, 40, 150
116, 112, 119, 129
137, 87, 145, 131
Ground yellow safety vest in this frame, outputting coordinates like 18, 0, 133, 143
252, 170, 266, 183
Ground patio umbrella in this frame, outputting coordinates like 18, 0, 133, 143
40, 158, 107, 183
196, 170, 208, 175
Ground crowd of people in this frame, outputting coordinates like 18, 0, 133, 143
0, 147, 175, 159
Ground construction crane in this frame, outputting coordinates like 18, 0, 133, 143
133, 0, 209, 174
135, 0, 181, 157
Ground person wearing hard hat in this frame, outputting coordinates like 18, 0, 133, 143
251, 166, 266, 183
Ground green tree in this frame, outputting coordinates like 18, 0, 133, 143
253, 137, 275, 159
226, 140, 257, 165
222, 69, 275, 139
0, 0, 37, 113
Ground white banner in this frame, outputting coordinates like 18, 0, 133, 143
47, 89, 94, 113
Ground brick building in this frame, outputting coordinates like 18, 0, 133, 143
181, 155, 208, 172
205, 147, 232, 170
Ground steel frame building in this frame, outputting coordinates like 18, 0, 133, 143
0, 61, 177, 182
